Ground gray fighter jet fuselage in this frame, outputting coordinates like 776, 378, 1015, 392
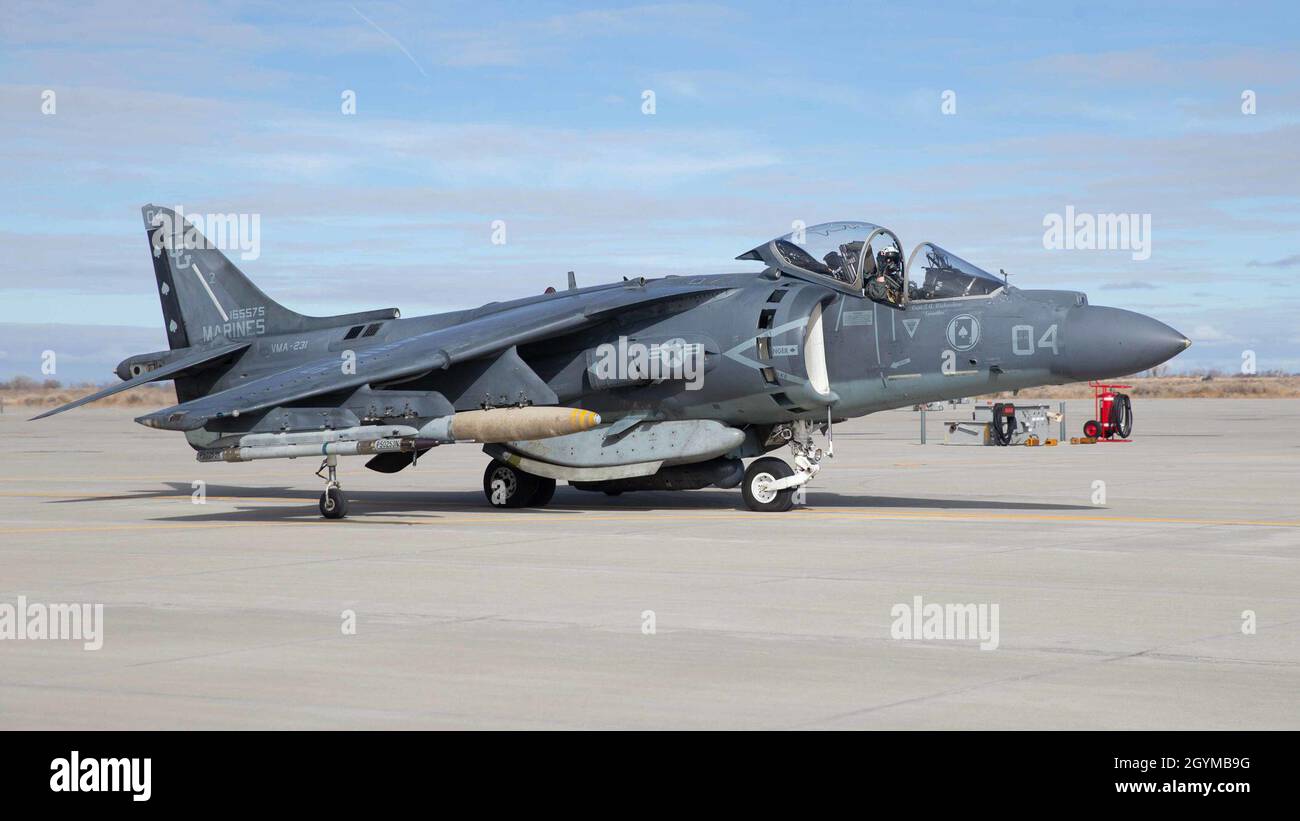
37, 213, 1190, 514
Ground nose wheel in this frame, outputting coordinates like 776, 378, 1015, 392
742, 457, 796, 512
316, 455, 348, 519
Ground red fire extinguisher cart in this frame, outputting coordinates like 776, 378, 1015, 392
1083, 382, 1133, 442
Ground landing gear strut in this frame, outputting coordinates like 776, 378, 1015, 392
742, 416, 831, 512
316, 455, 348, 519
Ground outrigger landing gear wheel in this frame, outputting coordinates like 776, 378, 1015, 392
742, 457, 796, 513
320, 486, 348, 519
1082, 419, 1101, 439
483, 461, 550, 508
316, 455, 348, 519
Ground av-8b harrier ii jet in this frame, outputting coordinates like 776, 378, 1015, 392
36, 209, 1190, 515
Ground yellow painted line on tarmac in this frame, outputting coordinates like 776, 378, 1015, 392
1, 483, 1296, 531
2, 485, 1298, 533
0, 491, 771, 520
0, 473, 306, 483
0, 512, 736, 536
0, 490, 306, 504
0, 505, 1297, 537
0, 520, 335, 535
811, 509, 1300, 528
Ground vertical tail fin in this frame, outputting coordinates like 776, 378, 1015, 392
143, 204, 305, 349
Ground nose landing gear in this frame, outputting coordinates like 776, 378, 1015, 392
742, 417, 830, 512
316, 455, 348, 519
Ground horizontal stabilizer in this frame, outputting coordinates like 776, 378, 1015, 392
29, 341, 250, 421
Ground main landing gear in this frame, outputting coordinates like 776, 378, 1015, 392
482, 461, 556, 508
316, 455, 348, 519
476, 414, 833, 513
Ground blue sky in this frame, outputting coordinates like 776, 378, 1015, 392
2, 0, 1299, 381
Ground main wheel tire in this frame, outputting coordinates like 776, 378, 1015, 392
320, 487, 348, 519
483, 462, 539, 508
1082, 419, 1101, 439
742, 457, 796, 513
529, 477, 557, 507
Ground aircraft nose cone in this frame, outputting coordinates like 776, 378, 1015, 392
1056, 306, 1190, 380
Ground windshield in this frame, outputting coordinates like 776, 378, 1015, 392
906, 243, 1005, 300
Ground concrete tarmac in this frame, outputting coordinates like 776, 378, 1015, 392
1, 399, 1297, 729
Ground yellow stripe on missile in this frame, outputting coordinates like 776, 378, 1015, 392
570, 408, 599, 431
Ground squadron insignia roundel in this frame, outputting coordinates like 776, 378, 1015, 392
946, 314, 980, 351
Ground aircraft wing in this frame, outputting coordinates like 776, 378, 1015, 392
29, 340, 252, 421
136, 281, 727, 431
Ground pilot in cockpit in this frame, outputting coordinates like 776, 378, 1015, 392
865, 245, 905, 305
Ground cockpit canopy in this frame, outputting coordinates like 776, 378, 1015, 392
738, 221, 1005, 308
905, 242, 1005, 300
738, 221, 904, 293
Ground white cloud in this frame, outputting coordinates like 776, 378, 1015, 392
1189, 324, 1236, 344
